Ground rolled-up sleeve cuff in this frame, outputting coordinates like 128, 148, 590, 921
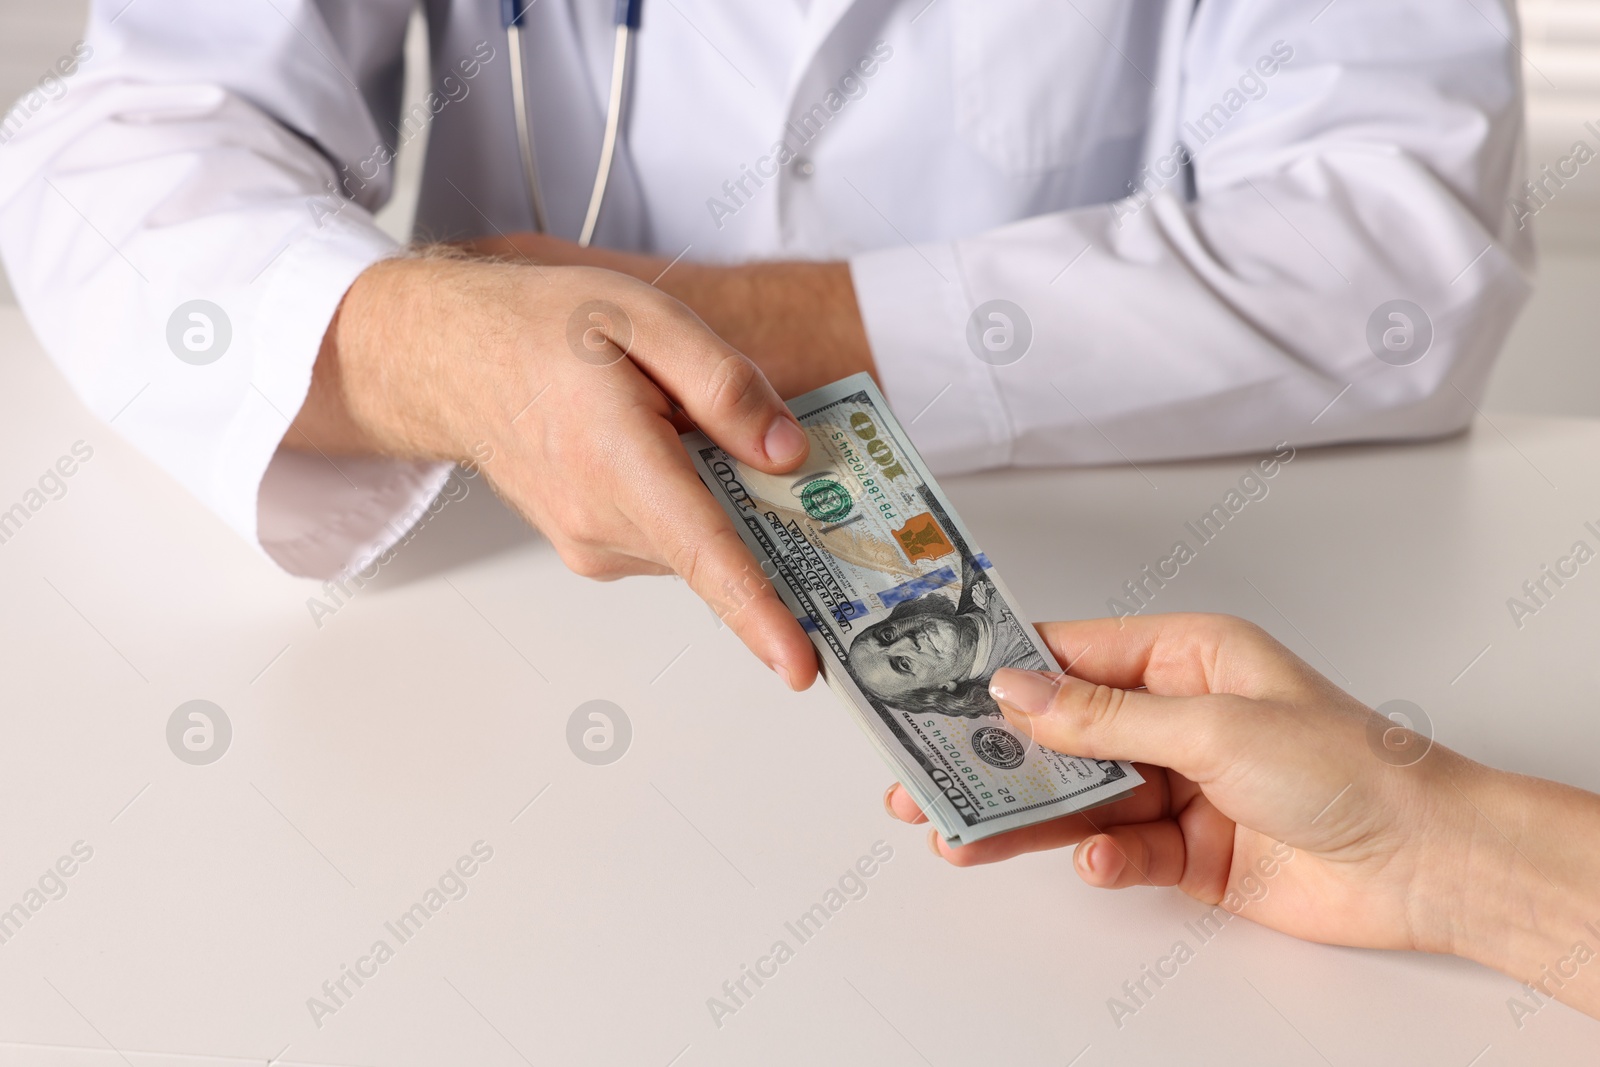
241, 212, 452, 578
848, 241, 1013, 475
257, 451, 455, 578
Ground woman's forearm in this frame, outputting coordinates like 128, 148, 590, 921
895, 614, 1600, 1024
1449, 767, 1600, 1018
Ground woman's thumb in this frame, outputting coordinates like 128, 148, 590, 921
990, 668, 1230, 780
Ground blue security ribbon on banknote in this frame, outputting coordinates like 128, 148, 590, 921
685, 373, 1141, 846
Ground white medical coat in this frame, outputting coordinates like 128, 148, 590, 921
0, 0, 1533, 576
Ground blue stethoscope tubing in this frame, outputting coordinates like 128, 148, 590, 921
501, 0, 644, 246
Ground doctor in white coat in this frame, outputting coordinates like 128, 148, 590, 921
0, 0, 1532, 690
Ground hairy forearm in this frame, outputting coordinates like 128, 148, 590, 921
659, 259, 874, 396
290, 253, 524, 460
462, 233, 875, 398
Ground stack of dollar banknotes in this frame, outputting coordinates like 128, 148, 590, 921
686, 375, 1141, 846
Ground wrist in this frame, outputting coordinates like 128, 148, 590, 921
312, 254, 526, 461
1433, 762, 1600, 1005
658, 260, 873, 397
1426, 764, 1541, 967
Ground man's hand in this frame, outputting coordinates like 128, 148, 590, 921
462, 233, 876, 399
290, 251, 820, 690
886, 614, 1600, 1020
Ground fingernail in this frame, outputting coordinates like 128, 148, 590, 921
763, 416, 806, 464
926, 829, 945, 858
990, 668, 1060, 715
882, 783, 899, 819
1077, 838, 1101, 874
768, 660, 796, 691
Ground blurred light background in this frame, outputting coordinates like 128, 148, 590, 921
2, 0, 1597, 417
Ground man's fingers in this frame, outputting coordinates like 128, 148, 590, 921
552, 540, 675, 581
1074, 822, 1187, 890
611, 282, 810, 473
629, 431, 817, 690
991, 669, 1243, 784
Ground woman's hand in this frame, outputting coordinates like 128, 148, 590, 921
885, 614, 1600, 1018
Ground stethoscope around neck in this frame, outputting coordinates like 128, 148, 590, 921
500, 0, 644, 247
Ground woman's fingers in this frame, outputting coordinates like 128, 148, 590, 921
890, 772, 1175, 866
1173, 791, 1237, 905
931, 816, 1119, 868
883, 777, 1168, 829
1075, 821, 1187, 889
884, 784, 928, 824
1032, 614, 1327, 703
990, 668, 1246, 786
1032, 616, 1220, 695
991, 664, 1383, 843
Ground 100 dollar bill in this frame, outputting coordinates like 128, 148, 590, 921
685, 374, 1141, 846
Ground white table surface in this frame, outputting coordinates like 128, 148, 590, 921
0, 303, 1596, 1066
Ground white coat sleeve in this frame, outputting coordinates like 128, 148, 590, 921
850, 0, 1535, 474
0, 0, 452, 577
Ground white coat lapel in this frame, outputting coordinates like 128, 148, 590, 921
783, 0, 868, 102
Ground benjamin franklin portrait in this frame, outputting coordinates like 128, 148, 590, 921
845, 556, 1047, 719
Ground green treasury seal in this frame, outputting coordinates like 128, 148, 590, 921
800, 479, 853, 523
